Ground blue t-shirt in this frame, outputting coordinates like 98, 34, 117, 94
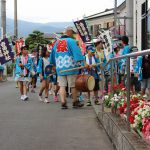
122, 45, 130, 56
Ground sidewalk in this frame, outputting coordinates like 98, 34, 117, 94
0, 81, 114, 150
92, 101, 150, 150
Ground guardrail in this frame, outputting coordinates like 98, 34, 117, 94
101, 49, 150, 131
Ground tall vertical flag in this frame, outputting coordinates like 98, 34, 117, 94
0, 38, 14, 65
15, 38, 24, 54
98, 29, 113, 61
74, 19, 91, 43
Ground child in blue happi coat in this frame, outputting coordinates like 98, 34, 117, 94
85, 46, 101, 106
37, 47, 52, 103
15, 45, 32, 101
28, 49, 38, 93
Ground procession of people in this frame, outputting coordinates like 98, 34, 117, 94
13, 26, 150, 110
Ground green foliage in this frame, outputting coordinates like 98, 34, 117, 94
25, 30, 51, 51
7, 63, 15, 76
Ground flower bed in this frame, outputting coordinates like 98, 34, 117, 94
103, 84, 150, 141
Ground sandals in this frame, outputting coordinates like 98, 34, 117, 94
87, 101, 92, 106
61, 103, 68, 109
95, 100, 100, 105
73, 101, 84, 108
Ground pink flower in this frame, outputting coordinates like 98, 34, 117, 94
142, 123, 150, 140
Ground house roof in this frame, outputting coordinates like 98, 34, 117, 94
85, 0, 126, 20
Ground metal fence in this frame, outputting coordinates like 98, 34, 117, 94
101, 49, 150, 131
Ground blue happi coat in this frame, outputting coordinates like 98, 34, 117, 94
50, 36, 84, 76
84, 54, 101, 80
119, 45, 131, 74
15, 56, 32, 77
31, 57, 38, 73
135, 56, 143, 81
37, 57, 52, 79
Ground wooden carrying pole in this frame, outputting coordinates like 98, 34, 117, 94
60, 63, 102, 73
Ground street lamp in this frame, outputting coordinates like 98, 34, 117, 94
1, 0, 6, 38
14, 0, 18, 38
114, 0, 117, 38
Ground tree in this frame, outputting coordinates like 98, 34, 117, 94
25, 30, 50, 50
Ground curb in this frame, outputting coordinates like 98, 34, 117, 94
92, 102, 150, 150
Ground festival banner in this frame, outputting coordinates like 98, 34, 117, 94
76, 34, 86, 55
0, 38, 14, 65
15, 38, 24, 54
74, 19, 91, 43
98, 29, 113, 61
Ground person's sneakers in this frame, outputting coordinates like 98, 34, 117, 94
20, 95, 24, 100
73, 101, 84, 108
86, 101, 92, 106
53, 96, 59, 102
49, 90, 53, 95
61, 103, 68, 109
44, 98, 50, 103
95, 100, 100, 105
38, 95, 43, 102
23, 95, 28, 101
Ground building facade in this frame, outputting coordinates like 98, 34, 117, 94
85, 1, 126, 37
134, 0, 150, 50
85, 0, 150, 51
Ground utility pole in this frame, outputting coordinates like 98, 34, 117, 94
14, 0, 18, 38
1, 0, 6, 38
114, 0, 117, 38
126, 0, 134, 46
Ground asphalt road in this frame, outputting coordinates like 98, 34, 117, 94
0, 81, 114, 150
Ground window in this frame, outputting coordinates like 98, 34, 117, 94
90, 26, 93, 34
148, 0, 150, 10
147, 15, 150, 49
98, 24, 101, 29
142, 2, 147, 16
107, 22, 109, 28
142, 16, 147, 50
141, 0, 150, 49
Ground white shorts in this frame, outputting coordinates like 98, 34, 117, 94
58, 75, 77, 88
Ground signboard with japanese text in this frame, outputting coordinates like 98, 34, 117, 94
98, 29, 113, 61
15, 38, 24, 54
74, 19, 91, 43
0, 38, 14, 65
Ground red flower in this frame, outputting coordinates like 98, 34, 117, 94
133, 112, 138, 116
141, 104, 145, 108
119, 107, 124, 114
129, 116, 135, 124
123, 102, 127, 108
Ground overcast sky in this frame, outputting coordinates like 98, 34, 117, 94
6, 0, 124, 23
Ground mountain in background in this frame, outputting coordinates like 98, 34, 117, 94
2, 18, 73, 37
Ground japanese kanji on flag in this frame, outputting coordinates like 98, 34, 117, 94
98, 29, 113, 61
15, 39, 24, 54
74, 19, 91, 43
0, 38, 14, 65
